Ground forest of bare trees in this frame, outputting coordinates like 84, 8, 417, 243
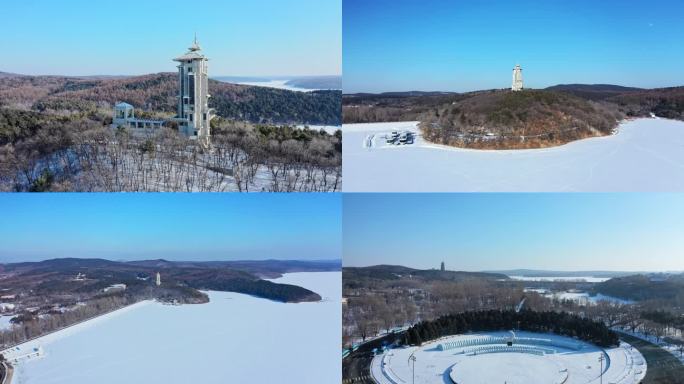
341, 274, 684, 351
0, 108, 341, 192
0, 295, 132, 349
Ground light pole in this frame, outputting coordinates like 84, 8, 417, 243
409, 355, 417, 384
598, 354, 604, 384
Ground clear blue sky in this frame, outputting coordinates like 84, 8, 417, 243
343, 0, 684, 93
343, 194, 684, 272
0, 194, 341, 263
0, 0, 341, 76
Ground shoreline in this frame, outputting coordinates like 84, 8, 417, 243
6, 272, 340, 384
347, 117, 680, 153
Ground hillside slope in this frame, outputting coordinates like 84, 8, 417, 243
0, 258, 323, 303
0, 72, 341, 125
421, 89, 621, 149
343, 264, 508, 288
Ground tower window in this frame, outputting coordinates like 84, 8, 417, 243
188, 67, 193, 73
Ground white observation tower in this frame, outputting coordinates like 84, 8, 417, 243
173, 35, 214, 148
512, 64, 523, 91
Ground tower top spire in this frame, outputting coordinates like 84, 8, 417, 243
189, 33, 201, 52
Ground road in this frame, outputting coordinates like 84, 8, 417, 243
619, 333, 684, 384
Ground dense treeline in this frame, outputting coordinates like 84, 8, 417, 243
606, 87, 684, 120
421, 90, 621, 149
211, 84, 341, 125
641, 310, 684, 331
0, 72, 341, 125
342, 92, 468, 124
189, 278, 321, 303
595, 274, 684, 304
403, 310, 619, 348
0, 295, 132, 348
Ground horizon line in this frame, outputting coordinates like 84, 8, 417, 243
1, 256, 343, 264
343, 84, 684, 95
342, 264, 683, 274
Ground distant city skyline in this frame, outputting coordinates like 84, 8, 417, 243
0, 0, 341, 76
0, 194, 341, 263
343, 0, 684, 93
343, 194, 684, 272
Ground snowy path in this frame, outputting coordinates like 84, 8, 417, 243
343, 118, 684, 192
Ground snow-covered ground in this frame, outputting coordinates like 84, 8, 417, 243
510, 275, 611, 283
523, 288, 633, 306
3, 272, 341, 384
0, 315, 16, 331
343, 118, 684, 192
550, 291, 634, 305
371, 331, 646, 384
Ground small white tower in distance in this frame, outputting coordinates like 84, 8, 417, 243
512, 64, 523, 91
156, 272, 161, 286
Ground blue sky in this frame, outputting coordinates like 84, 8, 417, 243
343, 0, 684, 93
343, 194, 684, 272
0, 194, 341, 263
0, 0, 341, 76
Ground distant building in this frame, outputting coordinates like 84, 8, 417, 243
156, 272, 161, 286
111, 102, 165, 134
173, 35, 214, 147
512, 64, 523, 91
440, 261, 445, 271
103, 283, 127, 293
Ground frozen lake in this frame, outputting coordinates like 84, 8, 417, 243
343, 118, 684, 192
5, 272, 341, 384
509, 275, 611, 283
234, 79, 319, 92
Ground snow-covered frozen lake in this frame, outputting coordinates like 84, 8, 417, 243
234, 79, 319, 92
372, 331, 646, 384
4, 272, 341, 384
343, 118, 684, 192
510, 275, 611, 283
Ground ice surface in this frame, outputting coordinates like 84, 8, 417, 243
509, 276, 611, 283
5, 272, 341, 384
0, 315, 15, 331
235, 80, 319, 92
371, 331, 646, 384
343, 118, 684, 192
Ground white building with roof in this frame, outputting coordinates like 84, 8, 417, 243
111, 102, 165, 134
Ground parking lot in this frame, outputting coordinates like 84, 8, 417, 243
384, 130, 415, 146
